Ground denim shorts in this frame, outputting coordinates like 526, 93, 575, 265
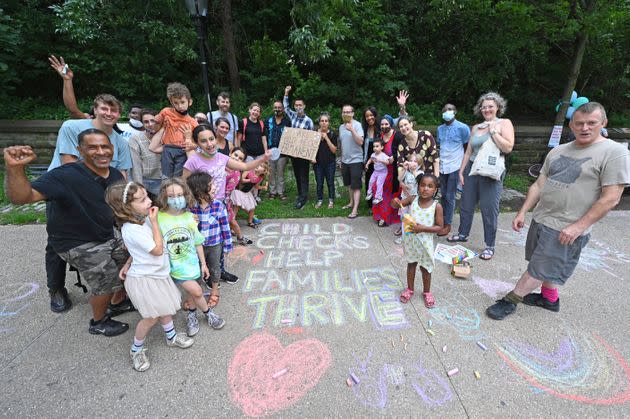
525, 220, 590, 285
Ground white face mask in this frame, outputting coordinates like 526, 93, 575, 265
129, 118, 144, 129
442, 110, 455, 122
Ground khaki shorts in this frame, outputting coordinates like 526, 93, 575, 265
525, 220, 590, 285
57, 238, 128, 295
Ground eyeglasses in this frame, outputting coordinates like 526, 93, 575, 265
480, 105, 496, 111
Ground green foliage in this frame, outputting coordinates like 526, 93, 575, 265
0, 0, 628, 124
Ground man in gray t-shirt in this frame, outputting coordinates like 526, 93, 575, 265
339, 105, 365, 218
487, 102, 630, 320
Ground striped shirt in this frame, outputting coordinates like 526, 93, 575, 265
190, 200, 233, 252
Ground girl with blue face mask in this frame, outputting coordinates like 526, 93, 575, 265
156, 178, 226, 337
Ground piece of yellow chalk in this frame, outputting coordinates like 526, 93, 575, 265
474, 371, 481, 379
427, 329, 435, 336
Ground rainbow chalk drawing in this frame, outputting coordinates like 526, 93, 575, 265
496, 332, 630, 405
228, 332, 331, 417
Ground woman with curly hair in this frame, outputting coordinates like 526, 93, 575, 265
447, 92, 515, 261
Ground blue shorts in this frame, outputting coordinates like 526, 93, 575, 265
525, 220, 590, 285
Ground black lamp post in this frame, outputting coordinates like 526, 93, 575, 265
184, 0, 212, 114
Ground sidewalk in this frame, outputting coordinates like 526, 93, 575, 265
1, 212, 629, 418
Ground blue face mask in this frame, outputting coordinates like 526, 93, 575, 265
442, 110, 455, 122
167, 196, 187, 211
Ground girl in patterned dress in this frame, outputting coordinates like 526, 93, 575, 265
393, 173, 444, 307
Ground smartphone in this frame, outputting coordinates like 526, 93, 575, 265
62, 64, 68, 75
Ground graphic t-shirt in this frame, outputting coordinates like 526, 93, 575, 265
533, 139, 630, 233
157, 211, 204, 280
183, 152, 230, 200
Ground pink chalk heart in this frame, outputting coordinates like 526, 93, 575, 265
228, 332, 331, 417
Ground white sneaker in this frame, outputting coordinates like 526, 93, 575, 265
373, 198, 382, 205
365, 193, 373, 200
166, 333, 194, 349
130, 348, 150, 372
186, 311, 200, 337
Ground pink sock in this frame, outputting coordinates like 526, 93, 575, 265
541, 286, 558, 302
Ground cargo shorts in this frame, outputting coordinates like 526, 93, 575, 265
57, 237, 129, 295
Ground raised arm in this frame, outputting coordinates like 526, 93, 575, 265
489, 118, 515, 154
48, 55, 90, 119
3, 146, 47, 204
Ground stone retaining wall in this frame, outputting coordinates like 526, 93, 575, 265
1, 120, 629, 173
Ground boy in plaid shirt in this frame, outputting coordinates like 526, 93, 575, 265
187, 172, 233, 308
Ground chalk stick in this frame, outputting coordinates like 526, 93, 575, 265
259, 250, 265, 255
272, 368, 288, 379
428, 320, 433, 328
378, 295, 385, 302
442, 345, 447, 353
281, 319, 292, 324
474, 371, 481, 379
346, 378, 354, 387
350, 373, 360, 384
476, 341, 488, 351
426, 329, 435, 336
447, 368, 459, 377
404, 342, 408, 351
400, 333, 404, 342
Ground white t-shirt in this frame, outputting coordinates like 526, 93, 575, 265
121, 219, 170, 278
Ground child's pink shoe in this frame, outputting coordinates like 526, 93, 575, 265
422, 292, 435, 308
400, 288, 414, 303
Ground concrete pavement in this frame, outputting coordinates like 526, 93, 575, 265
1, 212, 629, 418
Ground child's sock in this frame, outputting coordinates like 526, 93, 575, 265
203, 308, 211, 316
541, 285, 559, 302
162, 320, 177, 341
131, 336, 145, 353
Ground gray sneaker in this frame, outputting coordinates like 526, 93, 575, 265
186, 311, 200, 337
130, 348, 150, 372
166, 333, 194, 349
207, 310, 226, 330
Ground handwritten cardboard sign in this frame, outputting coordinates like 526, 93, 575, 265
279, 127, 321, 161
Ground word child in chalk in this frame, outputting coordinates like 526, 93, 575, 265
393, 173, 443, 307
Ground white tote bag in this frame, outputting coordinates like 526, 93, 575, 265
469, 137, 505, 181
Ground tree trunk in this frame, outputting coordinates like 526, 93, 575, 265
553, 0, 596, 126
220, 0, 240, 93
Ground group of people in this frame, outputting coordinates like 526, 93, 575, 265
3, 56, 628, 372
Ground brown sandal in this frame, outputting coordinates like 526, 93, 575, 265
208, 294, 220, 308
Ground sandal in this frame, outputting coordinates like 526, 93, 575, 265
347, 212, 358, 219
328, 200, 334, 209
377, 219, 387, 227
208, 294, 220, 308
422, 292, 435, 308
247, 222, 258, 229
446, 234, 468, 243
479, 248, 495, 261
400, 288, 414, 303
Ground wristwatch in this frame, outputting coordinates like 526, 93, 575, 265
490, 129, 498, 136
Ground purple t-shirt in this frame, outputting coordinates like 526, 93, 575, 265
183, 152, 230, 200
